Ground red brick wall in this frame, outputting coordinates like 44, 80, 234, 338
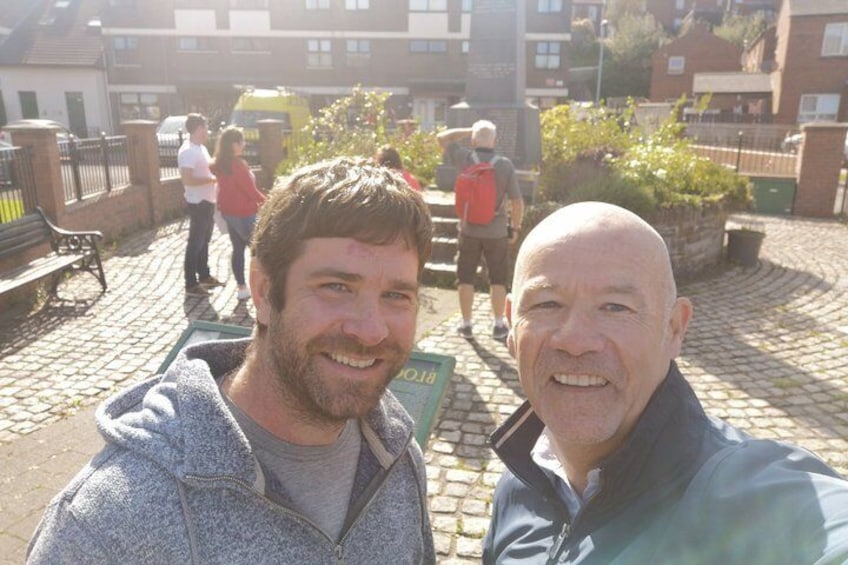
794, 123, 847, 217
650, 24, 742, 102
773, 13, 848, 124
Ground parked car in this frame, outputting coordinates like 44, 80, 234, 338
0, 119, 72, 143
781, 131, 848, 164
156, 115, 187, 166
1, 119, 80, 163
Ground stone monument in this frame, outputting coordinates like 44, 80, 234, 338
437, 0, 541, 199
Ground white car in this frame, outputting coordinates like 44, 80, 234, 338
781, 131, 848, 163
156, 115, 188, 165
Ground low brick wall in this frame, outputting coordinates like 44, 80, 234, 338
650, 204, 728, 281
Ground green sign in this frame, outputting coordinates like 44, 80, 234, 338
158, 320, 455, 448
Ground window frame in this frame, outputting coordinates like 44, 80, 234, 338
307, 38, 333, 68
112, 36, 140, 66
534, 41, 560, 69
797, 93, 840, 123
537, 0, 562, 13
409, 0, 447, 12
822, 22, 848, 57
345, 0, 369, 9
667, 55, 685, 75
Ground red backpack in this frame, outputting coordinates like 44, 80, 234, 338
454, 153, 501, 225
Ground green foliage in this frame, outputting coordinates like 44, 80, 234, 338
537, 100, 753, 216
570, 18, 601, 68
565, 173, 657, 218
714, 11, 771, 48
605, 13, 668, 68
277, 86, 441, 187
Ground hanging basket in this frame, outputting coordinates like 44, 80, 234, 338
726, 229, 765, 267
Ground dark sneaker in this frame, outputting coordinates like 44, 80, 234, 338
198, 276, 223, 288
456, 322, 474, 339
186, 283, 209, 296
492, 323, 509, 341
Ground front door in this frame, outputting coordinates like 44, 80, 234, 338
19, 91, 38, 119
66, 92, 88, 137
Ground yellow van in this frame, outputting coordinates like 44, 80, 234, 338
228, 88, 311, 159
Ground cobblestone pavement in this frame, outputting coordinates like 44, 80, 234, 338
1, 212, 847, 563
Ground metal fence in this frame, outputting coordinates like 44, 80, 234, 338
0, 145, 38, 224
59, 134, 131, 203
686, 128, 798, 177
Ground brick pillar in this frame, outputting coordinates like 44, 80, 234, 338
122, 120, 162, 225
258, 119, 284, 190
4, 124, 65, 222
794, 123, 848, 217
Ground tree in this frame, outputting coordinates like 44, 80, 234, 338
714, 11, 771, 48
601, 13, 668, 99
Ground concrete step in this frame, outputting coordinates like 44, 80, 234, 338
430, 235, 458, 263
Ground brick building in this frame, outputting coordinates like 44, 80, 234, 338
688, 0, 848, 125
100, 0, 572, 132
649, 21, 742, 102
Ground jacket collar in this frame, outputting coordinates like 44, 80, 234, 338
489, 362, 708, 507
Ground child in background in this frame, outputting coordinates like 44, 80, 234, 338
375, 145, 421, 191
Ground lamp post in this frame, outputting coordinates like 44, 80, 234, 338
595, 19, 608, 105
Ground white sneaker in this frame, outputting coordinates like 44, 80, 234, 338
237, 286, 250, 301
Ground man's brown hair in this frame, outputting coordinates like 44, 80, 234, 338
253, 156, 433, 312
184, 113, 207, 136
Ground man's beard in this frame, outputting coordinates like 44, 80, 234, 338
267, 314, 411, 428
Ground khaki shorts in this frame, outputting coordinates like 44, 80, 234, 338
456, 235, 509, 286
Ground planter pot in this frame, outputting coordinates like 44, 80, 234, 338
726, 229, 765, 267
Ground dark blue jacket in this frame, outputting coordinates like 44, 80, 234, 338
484, 362, 848, 564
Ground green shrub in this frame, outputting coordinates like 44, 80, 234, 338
538, 100, 753, 215
277, 86, 441, 187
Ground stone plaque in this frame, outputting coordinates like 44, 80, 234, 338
465, 0, 525, 105
157, 320, 455, 448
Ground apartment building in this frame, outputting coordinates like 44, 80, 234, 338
101, 0, 572, 131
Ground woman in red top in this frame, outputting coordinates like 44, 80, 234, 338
375, 145, 421, 191
212, 127, 266, 301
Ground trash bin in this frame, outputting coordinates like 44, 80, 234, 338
726, 229, 765, 267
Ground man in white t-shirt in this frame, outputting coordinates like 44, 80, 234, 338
178, 113, 222, 296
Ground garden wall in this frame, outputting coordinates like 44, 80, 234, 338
651, 204, 728, 281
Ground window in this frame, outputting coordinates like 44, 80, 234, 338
822, 23, 848, 56
534, 42, 560, 69
462, 40, 469, 54
306, 0, 329, 9
108, 0, 136, 6
409, 40, 447, 53
307, 39, 332, 67
113, 36, 139, 65
462, 0, 472, 12
346, 39, 370, 66
798, 94, 839, 123
409, 0, 446, 12
230, 0, 268, 7
232, 37, 270, 53
118, 93, 160, 121
178, 37, 215, 51
675, 0, 685, 10
667, 55, 685, 74
345, 0, 369, 9
537, 0, 562, 13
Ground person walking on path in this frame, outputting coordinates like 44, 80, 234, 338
28, 157, 436, 564
437, 120, 523, 341
484, 201, 848, 563
179, 113, 222, 297
375, 144, 421, 191
212, 126, 266, 301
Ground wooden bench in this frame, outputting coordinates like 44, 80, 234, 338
0, 207, 107, 299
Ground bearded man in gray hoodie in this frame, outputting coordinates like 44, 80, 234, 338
28, 157, 436, 564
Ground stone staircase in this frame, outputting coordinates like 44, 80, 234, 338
421, 190, 460, 288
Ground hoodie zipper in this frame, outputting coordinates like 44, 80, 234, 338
186, 431, 416, 564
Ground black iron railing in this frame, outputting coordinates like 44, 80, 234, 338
59, 133, 130, 203
0, 145, 37, 224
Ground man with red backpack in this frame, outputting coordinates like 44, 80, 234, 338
437, 120, 524, 341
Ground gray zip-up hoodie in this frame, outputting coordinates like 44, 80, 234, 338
28, 339, 436, 564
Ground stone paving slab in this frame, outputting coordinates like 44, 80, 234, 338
1, 212, 847, 563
